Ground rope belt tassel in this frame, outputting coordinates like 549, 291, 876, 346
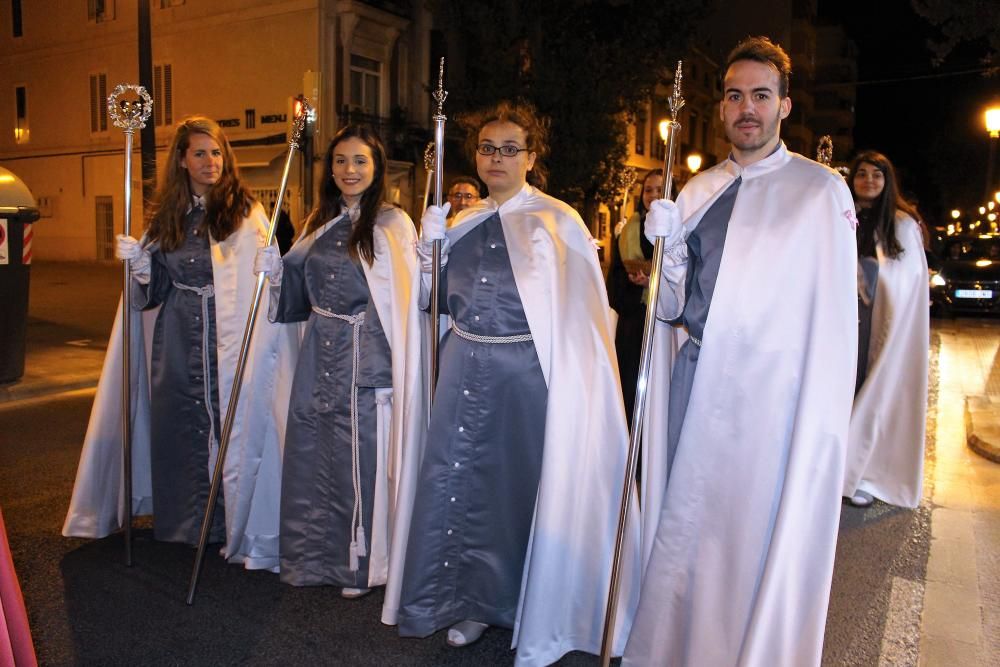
312, 305, 368, 572
174, 281, 218, 456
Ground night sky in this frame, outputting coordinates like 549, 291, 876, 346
819, 0, 998, 226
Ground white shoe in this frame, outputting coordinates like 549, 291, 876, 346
849, 491, 874, 507
341, 587, 371, 599
446, 620, 488, 647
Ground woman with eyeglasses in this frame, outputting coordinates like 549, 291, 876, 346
64, 117, 294, 569
252, 125, 425, 594
383, 101, 638, 665
842, 150, 928, 509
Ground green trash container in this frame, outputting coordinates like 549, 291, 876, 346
0, 166, 40, 383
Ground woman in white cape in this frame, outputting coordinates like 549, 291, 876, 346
253, 125, 425, 595
384, 100, 640, 666
63, 116, 294, 570
844, 150, 929, 508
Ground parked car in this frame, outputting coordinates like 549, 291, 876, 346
930, 235, 1000, 316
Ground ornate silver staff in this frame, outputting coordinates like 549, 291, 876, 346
428, 58, 447, 420
108, 84, 153, 567
816, 134, 833, 166
615, 167, 638, 236
599, 60, 684, 666
421, 141, 436, 213
186, 100, 312, 605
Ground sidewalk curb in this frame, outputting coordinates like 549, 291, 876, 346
964, 394, 1000, 464
0, 377, 99, 405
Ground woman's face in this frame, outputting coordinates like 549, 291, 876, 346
641, 173, 664, 211
475, 120, 536, 205
853, 162, 885, 207
332, 137, 376, 205
180, 133, 224, 196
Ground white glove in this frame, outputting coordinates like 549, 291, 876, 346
644, 199, 685, 247
254, 244, 283, 285
417, 203, 451, 272
420, 203, 450, 241
115, 234, 151, 284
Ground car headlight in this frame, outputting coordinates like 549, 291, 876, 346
930, 272, 946, 287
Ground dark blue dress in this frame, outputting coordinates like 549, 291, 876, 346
270, 217, 392, 587
136, 206, 224, 544
398, 213, 548, 636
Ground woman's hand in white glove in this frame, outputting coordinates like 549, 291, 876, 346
254, 244, 283, 285
417, 202, 451, 272
115, 234, 152, 284
644, 199, 685, 247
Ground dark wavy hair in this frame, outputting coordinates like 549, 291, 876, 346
726, 36, 792, 98
146, 116, 253, 251
304, 125, 389, 265
459, 99, 550, 191
849, 150, 921, 260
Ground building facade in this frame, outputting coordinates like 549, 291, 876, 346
0, 0, 434, 260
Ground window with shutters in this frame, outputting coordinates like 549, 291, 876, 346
12, 0, 23, 37
153, 63, 173, 127
87, 0, 116, 22
350, 54, 381, 115
14, 85, 28, 143
89, 73, 109, 134
95, 196, 115, 260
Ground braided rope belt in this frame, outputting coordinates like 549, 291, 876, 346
173, 280, 217, 456
689, 334, 702, 347
451, 321, 532, 344
311, 304, 369, 571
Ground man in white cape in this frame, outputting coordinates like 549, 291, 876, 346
624, 37, 858, 666
63, 203, 297, 571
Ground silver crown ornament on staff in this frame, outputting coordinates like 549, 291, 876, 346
599, 60, 685, 667
185, 99, 313, 605
108, 83, 153, 568
428, 57, 447, 424
816, 134, 833, 166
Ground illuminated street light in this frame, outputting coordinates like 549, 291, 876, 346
990, 201, 996, 211
980, 206, 987, 215
951, 209, 961, 219
658, 120, 670, 143
986, 105, 1000, 200
686, 153, 703, 173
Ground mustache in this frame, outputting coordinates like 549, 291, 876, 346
735, 115, 760, 125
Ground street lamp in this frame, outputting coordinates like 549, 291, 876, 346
686, 153, 703, 174
951, 209, 961, 219
986, 105, 1000, 200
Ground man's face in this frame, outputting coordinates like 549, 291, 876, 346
447, 183, 480, 214
719, 59, 791, 165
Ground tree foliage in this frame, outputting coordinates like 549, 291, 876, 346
432, 0, 706, 216
911, 0, 1000, 65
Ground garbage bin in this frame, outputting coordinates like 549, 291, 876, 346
0, 166, 40, 383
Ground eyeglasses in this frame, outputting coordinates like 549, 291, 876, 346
448, 192, 478, 200
476, 143, 529, 157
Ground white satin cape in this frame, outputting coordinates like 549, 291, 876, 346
843, 213, 928, 508
624, 145, 859, 666
267, 205, 426, 586
381, 184, 640, 667
62, 203, 298, 571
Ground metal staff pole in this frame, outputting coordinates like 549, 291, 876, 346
599, 60, 685, 666
428, 58, 447, 421
186, 100, 312, 605
108, 84, 153, 567
421, 142, 435, 213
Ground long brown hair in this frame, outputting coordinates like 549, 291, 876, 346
849, 150, 920, 259
303, 125, 389, 265
145, 116, 253, 251
460, 99, 550, 191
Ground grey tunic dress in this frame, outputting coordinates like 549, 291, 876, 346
135, 206, 225, 544
398, 213, 548, 636
666, 177, 742, 460
271, 216, 392, 587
